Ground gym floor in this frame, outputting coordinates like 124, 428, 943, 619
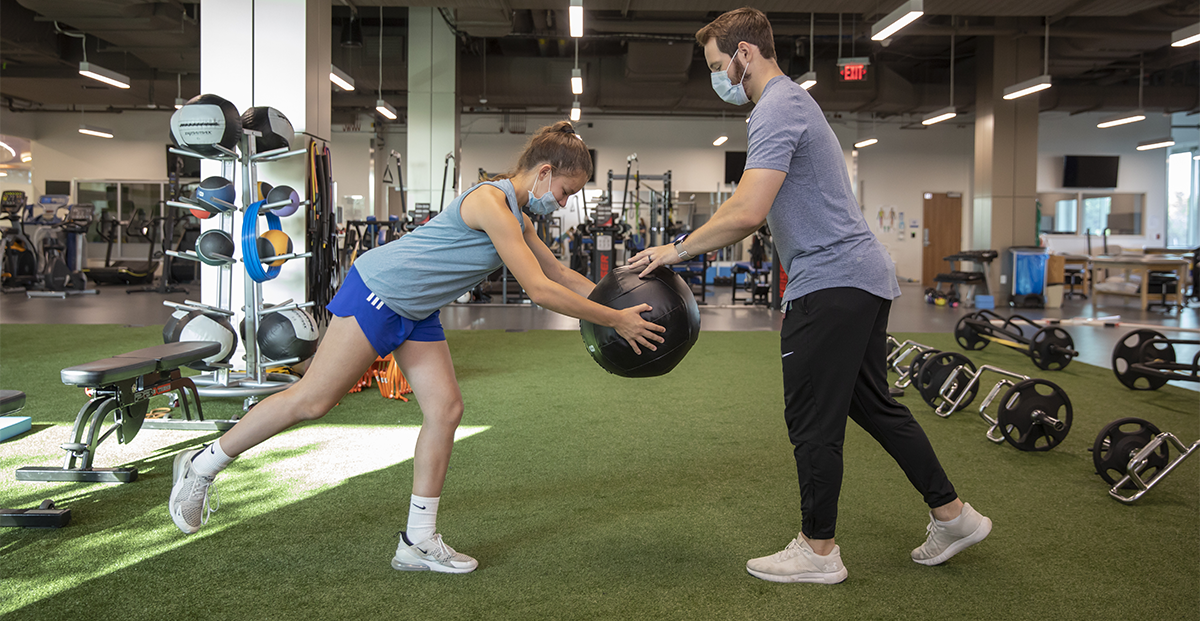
1, 279, 1197, 387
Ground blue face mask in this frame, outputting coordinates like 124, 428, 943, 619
711, 51, 750, 106
526, 169, 559, 216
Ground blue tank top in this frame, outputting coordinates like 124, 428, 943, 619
353, 179, 525, 320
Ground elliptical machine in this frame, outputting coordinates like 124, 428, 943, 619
1, 191, 40, 293
26, 204, 98, 298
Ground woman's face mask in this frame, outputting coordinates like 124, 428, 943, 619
711, 50, 750, 106
526, 168, 559, 216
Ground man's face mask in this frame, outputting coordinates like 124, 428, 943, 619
711, 50, 750, 106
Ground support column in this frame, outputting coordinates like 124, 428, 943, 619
199, 0, 331, 338
408, 8, 460, 215
973, 19, 1041, 301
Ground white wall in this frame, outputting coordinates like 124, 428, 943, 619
854, 120, 975, 282
1037, 111, 1172, 254
331, 124, 374, 222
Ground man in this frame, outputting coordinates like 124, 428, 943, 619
629, 7, 991, 584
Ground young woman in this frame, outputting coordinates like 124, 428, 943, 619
169, 121, 666, 574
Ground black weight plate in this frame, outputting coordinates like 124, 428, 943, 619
996, 379, 1072, 451
1091, 417, 1169, 488
1030, 327, 1075, 371
1111, 329, 1174, 391
916, 351, 977, 410
954, 313, 989, 351
908, 348, 941, 379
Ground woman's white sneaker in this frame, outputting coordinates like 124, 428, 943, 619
392, 532, 478, 574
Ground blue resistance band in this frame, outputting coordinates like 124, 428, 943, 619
241, 199, 284, 282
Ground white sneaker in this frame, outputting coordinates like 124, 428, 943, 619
392, 532, 478, 574
746, 535, 848, 584
169, 448, 219, 535
911, 502, 992, 566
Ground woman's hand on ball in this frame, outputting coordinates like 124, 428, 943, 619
629, 245, 680, 278
614, 303, 666, 354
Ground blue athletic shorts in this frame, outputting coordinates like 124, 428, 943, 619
327, 266, 445, 357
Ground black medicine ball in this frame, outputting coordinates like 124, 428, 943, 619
195, 230, 235, 266
170, 94, 242, 156
256, 308, 319, 362
240, 106, 294, 152
580, 266, 701, 378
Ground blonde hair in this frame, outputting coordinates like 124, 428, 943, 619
492, 120, 593, 181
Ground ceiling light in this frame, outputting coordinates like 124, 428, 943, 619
1002, 74, 1052, 100
174, 97, 186, 110
922, 106, 956, 125
1097, 110, 1146, 129
713, 135, 728, 147
569, 0, 584, 38
570, 101, 581, 122
571, 68, 583, 95
376, 99, 397, 120
1136, 137, 1174, 151
1171, 22, 1199, 47
0, 141, 14, 160
871, 0, 923, 41
795, 71, 817, 90
79, 61, 130, 89
79, 124, 114, 139
341, 15, 364, 48
0, 172, 7, 177
21, 152, 33, 163
330, 65, 355, 91
854, 137, 878, 148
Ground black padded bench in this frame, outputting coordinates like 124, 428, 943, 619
935, 250, 997, 303
16, 341, 229, 483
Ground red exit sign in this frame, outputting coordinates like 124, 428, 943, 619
839, 64, 868, 81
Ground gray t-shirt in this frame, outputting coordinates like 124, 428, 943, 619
747, 75, 901, 303
353, 179, 524, 320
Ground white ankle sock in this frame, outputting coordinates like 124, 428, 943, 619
190, 439, 235, 478
406, 494, 440, 543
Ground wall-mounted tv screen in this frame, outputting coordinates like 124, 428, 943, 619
725, 151, 747, 184
1062, 155, 1119, 188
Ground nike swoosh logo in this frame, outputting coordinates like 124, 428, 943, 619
782, 352, 793, 358
412, 504, 426, 510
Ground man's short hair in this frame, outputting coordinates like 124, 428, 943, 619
695, 7, 776, 60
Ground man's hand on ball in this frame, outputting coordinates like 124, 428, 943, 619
629, 245, 680, 278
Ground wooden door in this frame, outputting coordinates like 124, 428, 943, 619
921, 192, 963, 287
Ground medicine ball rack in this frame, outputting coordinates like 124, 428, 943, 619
166, 129, 313, 410
954, 310, 1079, 371
1091, 417, 1199, 503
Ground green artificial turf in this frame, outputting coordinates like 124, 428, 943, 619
0, 324, 1197, 620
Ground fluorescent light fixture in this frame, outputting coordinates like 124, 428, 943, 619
21, 152, 33, 163
795, 71, 817, 90
330, 65, 355, 91
569, 0, 584, 38
1097, 110, 1146, 129
375, 99, 398, 120
854, 137, 879, 148
922, 106, 957, 125
1194, 154, 1200, 161
79, 124, 114, 139
174, 97, 186, 109
1171, 22, 1200, 47
0, 141, 14, 160
871, 0, 923, 41
571, 68, 583, 95
0, 172, 7, 177
713, 135, 728, 147
570, 101, 581, 121
1135, 137, 1175, 151
1002, 74, 1052, 100
78, 61, 131, 89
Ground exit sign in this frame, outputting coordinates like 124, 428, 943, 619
839, 64, 868, 81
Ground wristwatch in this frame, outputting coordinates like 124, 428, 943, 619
674, 235, 691, 260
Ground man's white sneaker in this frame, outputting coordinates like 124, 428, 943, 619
168, 448, 219, 535
392, 532, 478, 574
911, 502, 992, 566
746, 535, 848, 584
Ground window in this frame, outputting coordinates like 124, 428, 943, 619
1037, 191, 1144, 236
1167, 151, 1198, 248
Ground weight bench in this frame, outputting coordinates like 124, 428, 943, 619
1, 390, 73, 527
16, 341, 229, 483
